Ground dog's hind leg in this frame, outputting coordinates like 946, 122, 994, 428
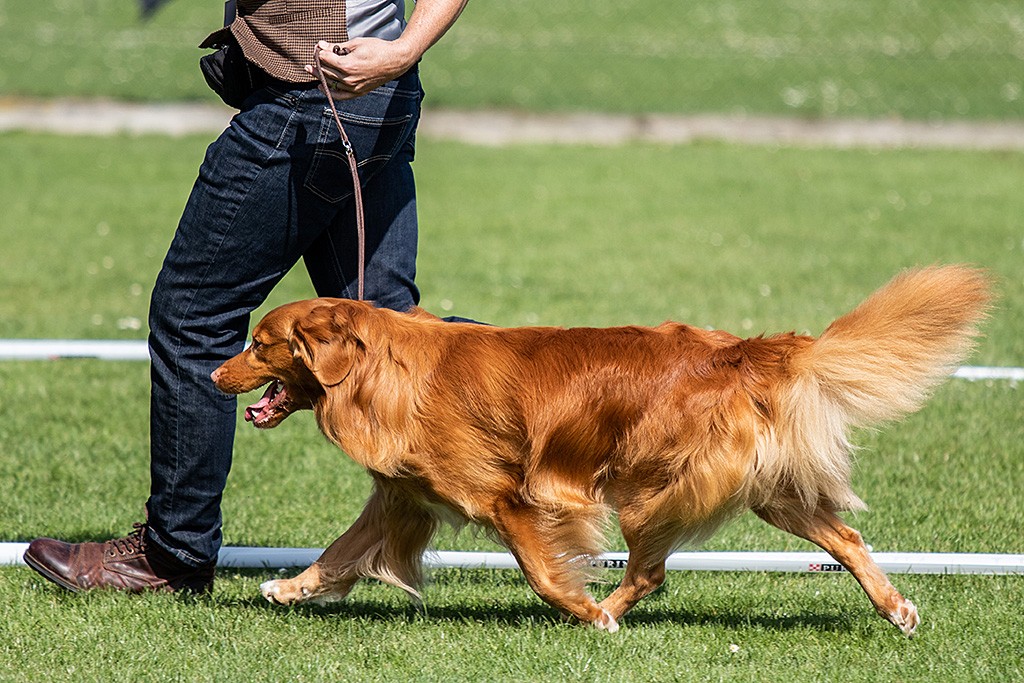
597, 513, 678, 622
599, 444, 751, 623
261, 478, 438, 606
754, 504, 919, 637
490, 500, 617, 632
598, 495, 733, 621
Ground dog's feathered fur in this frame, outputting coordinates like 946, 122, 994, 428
212, 265, 990, 635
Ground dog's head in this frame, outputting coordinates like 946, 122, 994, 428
212, 298, 400, 429
286, 298, 377, 389
211, 298, 362, 428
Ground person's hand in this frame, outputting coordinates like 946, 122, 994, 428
305, 39, 417, 100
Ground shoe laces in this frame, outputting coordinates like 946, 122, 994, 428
108, 523, 148, 557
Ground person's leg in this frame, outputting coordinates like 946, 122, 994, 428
25, 71, 429, 591
147, 75, 426, 566
304, 142, 419, 309
302, 70, 423, 310
146, 86, 323, 566
24, 84, 318, 590
300, 69, 487, 324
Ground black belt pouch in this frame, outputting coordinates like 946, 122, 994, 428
200, 34, 264, 109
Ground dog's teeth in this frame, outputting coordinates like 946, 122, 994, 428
275, 381, 285, 392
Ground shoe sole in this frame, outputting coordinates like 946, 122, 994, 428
23, 549, 83, 593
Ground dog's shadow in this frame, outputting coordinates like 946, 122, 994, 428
220, 579, 855, 634
22, 538, 855, 633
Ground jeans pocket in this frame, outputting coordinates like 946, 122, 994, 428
303, 90, 418, 204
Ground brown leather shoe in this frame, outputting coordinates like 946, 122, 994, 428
23, 523, 215, 594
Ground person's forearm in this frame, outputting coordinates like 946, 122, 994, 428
307, 0, 469, 98
392, 0, 470, 69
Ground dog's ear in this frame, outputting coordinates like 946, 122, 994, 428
288, 304, 365, 387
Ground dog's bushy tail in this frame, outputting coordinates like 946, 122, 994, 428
755, 266, 992, 511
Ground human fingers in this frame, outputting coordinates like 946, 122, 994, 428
312, 40, 356, 73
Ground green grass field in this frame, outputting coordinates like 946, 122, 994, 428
2, 0, 1022, 119
2, 133, 1022, 359
1, 132, 1023, 680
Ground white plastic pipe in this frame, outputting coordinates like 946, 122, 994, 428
951, 366, 1024, 381
425, 550, 1024, 575
3, 543, 1022, 575
0, 339, 150, 361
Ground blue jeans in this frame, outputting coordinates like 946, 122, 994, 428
145, 69, 423, 567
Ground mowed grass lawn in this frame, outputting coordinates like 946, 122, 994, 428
2, 0, 1022, 119
0, 132, 1023, 681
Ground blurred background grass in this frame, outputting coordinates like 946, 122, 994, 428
1, 0, 1022, 119
1, 133, 1021, 361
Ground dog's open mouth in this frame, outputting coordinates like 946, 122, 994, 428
245, 380, 289, 428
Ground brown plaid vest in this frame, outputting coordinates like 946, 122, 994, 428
201, 1, 348, 84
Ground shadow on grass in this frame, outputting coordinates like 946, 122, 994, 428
16, 564, 859, 634
216, 587, 855, 634
15, 547, 858, 634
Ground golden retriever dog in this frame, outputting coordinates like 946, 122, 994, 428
212, 266, 990, 635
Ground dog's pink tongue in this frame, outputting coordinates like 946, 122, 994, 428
244, 384, 276, 423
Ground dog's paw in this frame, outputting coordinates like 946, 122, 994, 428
890, 598, 920, 637
260, 579, 313, 606
593, 609, 620, 634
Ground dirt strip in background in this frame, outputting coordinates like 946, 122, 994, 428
2, 97, 1023, 150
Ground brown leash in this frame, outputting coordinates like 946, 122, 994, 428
313, 46, 366, 301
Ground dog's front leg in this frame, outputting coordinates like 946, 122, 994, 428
261, 478, 438, 606
261, 562, 351, 606
260, 529, 368, 606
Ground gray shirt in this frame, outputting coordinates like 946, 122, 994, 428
347, 0, 407, 41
